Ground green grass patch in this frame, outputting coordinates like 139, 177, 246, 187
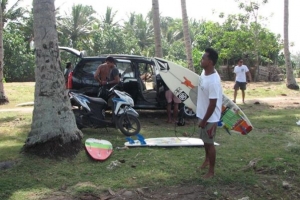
2, 82, 34, 109
0, 81, 300, 199
1, 108, 300, 199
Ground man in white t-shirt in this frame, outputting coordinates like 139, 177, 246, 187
196, 48, 223, 179
233, 59, 252, 103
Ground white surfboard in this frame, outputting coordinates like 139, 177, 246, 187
154, 57, 253, 135
124, 137, 219, 147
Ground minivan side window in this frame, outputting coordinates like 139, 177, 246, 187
117, 62, 134, 78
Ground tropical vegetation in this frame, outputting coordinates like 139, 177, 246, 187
2, 0, 299, 83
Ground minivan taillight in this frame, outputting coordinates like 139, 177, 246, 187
67, 71, 73, 89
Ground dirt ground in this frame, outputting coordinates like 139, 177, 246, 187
43, 184, 254, 200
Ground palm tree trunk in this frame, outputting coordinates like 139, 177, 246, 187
0, 4, 9, 105
23, 0, 83, 158
284, 0, 299, 90
152, 0, 163, 58
181, 0, 195, 72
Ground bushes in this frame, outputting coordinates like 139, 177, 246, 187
3, 25, 35, 82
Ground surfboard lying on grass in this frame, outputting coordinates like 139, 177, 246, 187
124, 137, 219, 147
85, 138, 113, 161
154, 57, 253, 135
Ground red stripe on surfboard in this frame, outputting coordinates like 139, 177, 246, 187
85, 146, 113, 160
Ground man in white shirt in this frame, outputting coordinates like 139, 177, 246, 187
233, 59, 252, 103
196, 48, 223, 179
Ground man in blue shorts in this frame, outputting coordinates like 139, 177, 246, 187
197, 48, 223, 179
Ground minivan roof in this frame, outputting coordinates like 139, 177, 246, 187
59, 46, 153, 62
100, 54, 152, 61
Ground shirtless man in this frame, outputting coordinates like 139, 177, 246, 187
94, 57, 113, 85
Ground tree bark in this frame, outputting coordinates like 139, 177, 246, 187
181, 0, 195, 72
284, 0, 299, 90
23, 0, 83, 158
0, 3, 9, 105
152, 0, 163, 58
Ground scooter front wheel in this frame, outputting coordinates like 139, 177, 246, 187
117, 114, 141, 136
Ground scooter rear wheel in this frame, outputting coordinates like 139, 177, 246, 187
117, 114, 141, 136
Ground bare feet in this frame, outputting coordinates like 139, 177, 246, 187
182, 132, 188, 137
202, 172, 214, 179
200, 161, 209, 169
166, 119, 177, 124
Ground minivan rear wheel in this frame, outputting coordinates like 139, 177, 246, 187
182, 104, 196, 118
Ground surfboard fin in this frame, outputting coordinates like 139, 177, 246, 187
136, 133, 146, 145
217, 120, 223, 127
125, 137, 135, 144
125, 134, 147, 145
223, 126, 231, 135
217, 120, 231, 135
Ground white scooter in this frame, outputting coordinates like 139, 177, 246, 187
69, 84, 141, 136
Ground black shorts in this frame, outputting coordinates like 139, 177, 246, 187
234, 81, 247, 90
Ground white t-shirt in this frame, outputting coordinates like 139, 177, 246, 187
196, 71, 223, 123
234, 65, 249, 82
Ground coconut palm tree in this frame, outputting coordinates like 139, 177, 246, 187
0, 0, 26, 104
181, 0, 194, 71
23, 0, 82, 158
123, 13, 154, 55
92, 7, 126, 54
152, 0, 163, 58
0, 3, 7, 105
57, 4, 96, 49
122, 12, 140, 54
1, 0, 26, 26
101, 7, 118, 27
283, 0, 299, 89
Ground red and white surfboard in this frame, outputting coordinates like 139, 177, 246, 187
85, 138, 113, 161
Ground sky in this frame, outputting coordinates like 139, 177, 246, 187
16, 0, 300, 53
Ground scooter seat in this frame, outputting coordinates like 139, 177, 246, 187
83, 95, 107, 105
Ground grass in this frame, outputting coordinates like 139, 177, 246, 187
2, 82, 34, 109
0, 81, 300, 199
2, 80, 298, 109
223, 80, 300, 98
